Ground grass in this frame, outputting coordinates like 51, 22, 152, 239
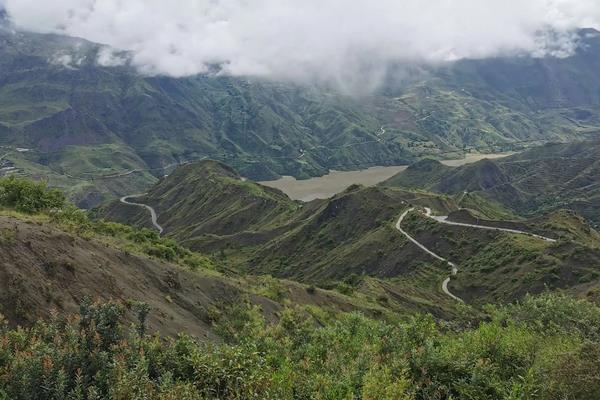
51, 206, 217, 272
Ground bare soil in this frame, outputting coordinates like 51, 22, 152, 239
0, 215, 370, 339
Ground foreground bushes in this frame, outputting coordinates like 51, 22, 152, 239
0, 294, 599, 399
0, 176, 64, 213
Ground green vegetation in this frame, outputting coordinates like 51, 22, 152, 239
0, 175, 64, 213
398, 211, 600, 305
3, 22, 600, 395
100, 162, 456, 284
0, 176, 401, 339
100, 160, 600, 312
383, 141, 600, 225
1, 294, 600, 399
54, 211, 215, 272
3, 27, 600, 207
1, 169, 600, 397
0, 175, 213, 271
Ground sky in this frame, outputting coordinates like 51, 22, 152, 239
2, 0, 600, 91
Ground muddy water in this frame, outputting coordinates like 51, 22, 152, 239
259, 152, 513, 202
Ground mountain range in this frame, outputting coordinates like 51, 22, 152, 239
2, 19, 600, 207
4, 4, 600, 397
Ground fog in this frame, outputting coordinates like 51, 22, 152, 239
2, 0, 600, 91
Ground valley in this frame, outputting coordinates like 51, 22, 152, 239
1, 5, 600, 397
3, 18, 600, 208
99, 158, 600, 309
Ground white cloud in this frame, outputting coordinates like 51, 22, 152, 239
50, 53, 75, 69
3, 0, 600, 91
97, 46, 128, 67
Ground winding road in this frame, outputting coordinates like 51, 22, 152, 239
395, 207, 556, 303
376, 126, 386, 142
396, 209, 464, 302
120, 194, 164, 234
423, 207, 556, 242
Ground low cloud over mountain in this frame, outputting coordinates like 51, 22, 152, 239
3, 0, 600, 91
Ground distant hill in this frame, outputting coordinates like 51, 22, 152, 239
383, 140, 600, 225
384, 158, 453, 188
2, 27, 600, 206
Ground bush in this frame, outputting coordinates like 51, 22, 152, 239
145, 243, 177, 261
0, 294, 599, 399
0, 176, 65, 213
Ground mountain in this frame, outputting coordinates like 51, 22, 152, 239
383, 140, 600, 225
3, 174, 600, 398
99, 159, 600, 309
100, 160, 304, 251
0, 176, 397, 338
383, 158, 453, 188
0, 26, 404, 207
2, 27, 600, 207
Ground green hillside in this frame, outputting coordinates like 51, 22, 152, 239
99, 160, 600, 310
2, 163, 600, 399
3, 23, 600, 207
0, 175, 409, 337
4, 6, 600, 398
383, 140, 600, 225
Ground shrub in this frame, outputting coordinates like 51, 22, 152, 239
145, 243, 177, 261
0, 294, 599, 399
0, 176, 65, 213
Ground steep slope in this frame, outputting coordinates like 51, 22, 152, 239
383, 158, 453, 188
101, 160, 302, 251
0, 25, 402, 207
0, 210, 404, 338
99, 159, 455, 270
248, 185, 454, 281
399, 209, 600, 305
99, 161, 468, 314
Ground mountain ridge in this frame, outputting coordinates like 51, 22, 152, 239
3, 27, 600, 206
383, 140, 600, 225
99, 159, 600, 309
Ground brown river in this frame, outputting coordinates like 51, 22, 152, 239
259, 152, 512, 202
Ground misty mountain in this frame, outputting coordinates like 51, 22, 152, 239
1, 26, 600, 207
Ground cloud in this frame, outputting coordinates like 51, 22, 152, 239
3, 0, 600, 91
97, 46, 128, 67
